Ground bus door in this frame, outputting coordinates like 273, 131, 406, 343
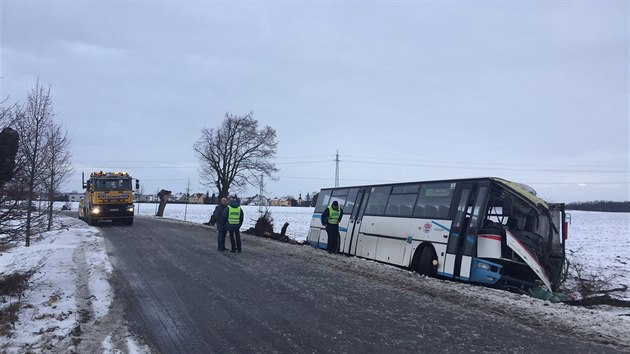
443, 183, 489, 281
344, 188, 370, 255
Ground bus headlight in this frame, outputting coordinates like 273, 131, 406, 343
477, 262, 490, 270
91, 207, 101, 215
127, 205, 134, 212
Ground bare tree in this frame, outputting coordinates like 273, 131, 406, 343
13, 81, 55, 246
194, 112, 278, 198
43, 123, 72, 230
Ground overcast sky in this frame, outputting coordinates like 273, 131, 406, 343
1, 1, 628, 203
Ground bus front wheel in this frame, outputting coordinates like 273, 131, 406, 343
417, 246, 437, 277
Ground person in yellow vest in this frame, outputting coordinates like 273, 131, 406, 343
321, 200, 343, 253
222, 198, 244, 253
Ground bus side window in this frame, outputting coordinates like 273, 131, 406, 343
344, 188, 359, 215
385, 193, 416, 217
314, 190, 333, 213
414, 182, 455, 219
330, 189, 349, 212
365, 186, 390, 215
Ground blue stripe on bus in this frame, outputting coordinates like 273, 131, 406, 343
311, 214, 347, 232
431, 221, 450, 232
439, 272, 454, 278
308, 240, 328, 249
466, 235, 475, 244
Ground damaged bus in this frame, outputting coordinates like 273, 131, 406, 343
308, 177, 568, 292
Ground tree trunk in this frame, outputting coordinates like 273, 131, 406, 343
280, 222, 289, 237
220, 184, 229, 199
156, 189, 171, 217
47, 174, 54, 231
25, 179, 34, 247
47, 200, 54, 230
564, 294, 630, 308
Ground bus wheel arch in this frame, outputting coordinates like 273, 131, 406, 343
412, 243, 438, 277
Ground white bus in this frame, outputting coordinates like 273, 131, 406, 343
308, 177, 568, 292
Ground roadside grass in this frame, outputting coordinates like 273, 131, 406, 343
0, 266, 41, 337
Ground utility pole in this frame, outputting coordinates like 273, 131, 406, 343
335, 150, 340, 188
184, 179, 190, 221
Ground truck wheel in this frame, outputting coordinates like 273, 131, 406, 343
417, 246, 437, 277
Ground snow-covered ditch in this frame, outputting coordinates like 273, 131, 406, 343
1, 204, 628, 351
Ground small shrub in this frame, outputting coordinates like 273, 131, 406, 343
243, 212, 307, 246
0, 272, 32, 297
0, 302, 20, 336
0, 266, 41, 336
254, 212, 274, 236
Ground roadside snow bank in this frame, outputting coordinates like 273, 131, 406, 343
0, 215, 149, 353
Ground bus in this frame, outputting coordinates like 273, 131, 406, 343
308, 177, 568, 292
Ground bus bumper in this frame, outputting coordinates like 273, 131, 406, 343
470, 258, 503, 285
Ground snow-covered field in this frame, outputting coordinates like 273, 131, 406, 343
131, 202, 314, 240
0, 203, 628, 352
563, 210, 630, 300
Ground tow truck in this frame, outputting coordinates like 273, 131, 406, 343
78, 171, 139, 226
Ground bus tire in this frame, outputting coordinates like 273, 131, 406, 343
418, 246, 437, 277
124, 218, 133, 226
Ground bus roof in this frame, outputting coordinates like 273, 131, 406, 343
318, 177, 550, 209
490, 177, 549, 209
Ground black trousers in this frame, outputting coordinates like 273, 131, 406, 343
326, 224, 340, 252
228, 230, 242, 251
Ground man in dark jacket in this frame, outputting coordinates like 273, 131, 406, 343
223, 198, 244, 253
321, 200, 343, 253
212, 197, 228, 251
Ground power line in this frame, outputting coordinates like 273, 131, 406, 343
343, 159, 628, 174
342, 154, 628, 170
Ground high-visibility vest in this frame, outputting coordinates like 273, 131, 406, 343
327, 205, 341, 225
228, 206, 241, 225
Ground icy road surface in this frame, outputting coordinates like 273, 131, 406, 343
102, 216, 629, 353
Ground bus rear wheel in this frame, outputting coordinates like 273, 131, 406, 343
417, 246, 437, 277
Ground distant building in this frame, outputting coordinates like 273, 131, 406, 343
137, 194, 155, 202
171, 192, 187, 202
67, 193, 83, 203
240, 194, 258, 206
188, 193, 206, 204
270, 197, 291, 207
